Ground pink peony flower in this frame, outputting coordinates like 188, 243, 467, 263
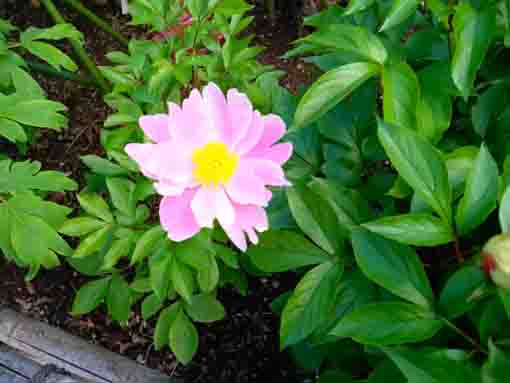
125, 83, 292, 251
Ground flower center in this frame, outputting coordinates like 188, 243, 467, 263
192, 142, 239, 186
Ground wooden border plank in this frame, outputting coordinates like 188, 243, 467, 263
0, 308, 175, 383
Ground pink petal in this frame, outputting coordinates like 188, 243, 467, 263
139, 114, 170, 143
234, 111, 264, 156
227, 89, 253, 149
257, 114, 286, 149
126, 141, 193, 184
203, 83, 231, 146
253, 159, 290, 186
154, 180, 189, 196
225, 160, 271, 206
125, 143, 158, 179
160, 190, 201, 241
190, 187, 235, 228
221, 204, 268, 252
249, 143, 293, 165
175, 89, 212, 149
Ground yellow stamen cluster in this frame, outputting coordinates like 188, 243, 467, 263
192, 142, 239, 186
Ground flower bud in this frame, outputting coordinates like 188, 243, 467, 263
482, 234, 510, 288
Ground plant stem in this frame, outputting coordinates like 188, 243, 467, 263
60, 0, 129, 47
442, 317, 487, 354
454, 236, 464, 263
265, 0, 276, 21
27, 60, 96, 87
40, 0, 111, 93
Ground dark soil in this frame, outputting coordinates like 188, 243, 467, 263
0, 1, 315, 382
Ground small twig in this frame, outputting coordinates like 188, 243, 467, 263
60, 0, 129, 47
40, 0, 111, 93
442, 317, 487, 354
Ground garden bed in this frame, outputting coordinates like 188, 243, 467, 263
0, 1, 311, 382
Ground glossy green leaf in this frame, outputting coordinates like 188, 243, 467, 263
73, 226, 112, 258
287, 184, 345, 254
0, 118, 26, 143
59, 217, 106, 237
472, 85, 507, 138
385, 348, 481, 383
351, 228, 434, 308
141, 293, 163, 320
438, 265, 490, 319
500, 185, 510, 233
154, 302, 181, 351
452, 3, 496, 98
382, 61, 419, 130
81, 155, 128, 177
362, 213, 454, 246
102, 236, 134, 270
172, 258, 195, 303
77, 192, 114, 223
184, 294, 225, 323
150, 244, 173, 301
169, 310, 198, 365
280, 261, 344, 349
344, 0, 376, 15
106, 177, 135, 216
294, 62, 380, 128
380, 0, 418, 31
247, 230, 330, 272
456, 144, 498, 236
299, 24, 387, 64
106, 274, 131, 323
130, 226, 166, 265
71, 277, 111, 315
378, 120, 452, 225
330, 302, 442, 345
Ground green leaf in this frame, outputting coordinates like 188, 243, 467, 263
287, 184, 345, 254
102, 236, 134, 270
299, 24, 387, 64
377, 120, 452, 225
186, 0, 209, 18
150, 244, 173, 301
416, 63, 453, 143
23, 41, 77, 71
73, 226, 112, 258
472, 85, 507, 138
81, 155, 129, 176
197, 252, 219, 293
330, 302, 442, 345
20, 24, 83, 43
500, 185, 510, 233
106, 274, 131, 323
382, 61, 419, 130
483, 341, 510, 383
439, 265, 490, 319
154, 303, 181, 351
71, 277, 111, 315
247, 230, 330, 272
0, 99, 66, 129
380, 0, 418, 31
319, 370, 354, 383
0, 159, 77, 193
452, 3, 496, 98
351, 228, 434, 308
344, 0, 376, 15
294, 62, 380, 128
59, 217, 106, 237
11, 66, 45, 99
169, 310, 198, 365
77, 192, 114, 223
131, 226, 165, 265
106, 177, 135, 216
362, 213, 454, 246
0, 118, 26, 143
141, 293, 163, 320
280, 261, 344, 349
456, 143, 498, 236
172, 258, 195, 303
184, 294, 225, 323
384, 347, 481, 383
